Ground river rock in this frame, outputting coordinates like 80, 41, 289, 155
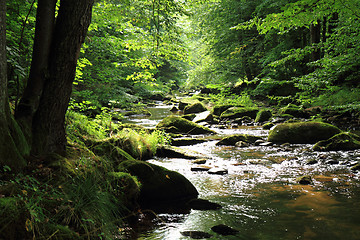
212, 104, 234, 116
186, 198, 222, 210
192, 111, 214, 123
268, 122, 341, 144
156, 146, 198, 159
208, 168, 228, 175
220, 107, 258, 120
156, 116, 216, 135
170, 105, 179, 112
297, 175, 312, 185
351, 162, 360, 171
118, 160, 199, 206
216, 134, 262, 146
211, 224, 239, 236
171, 138, 208, 146
279, 104, 309, 119
235, 141, 249, 147
255, 109, 272, 123
313, 132, 360, 151
181, 231, 212, 239
191, 165, 212, 172
184, 102, 207, 114
263, 122, 275, 130
192, 159, 207, 164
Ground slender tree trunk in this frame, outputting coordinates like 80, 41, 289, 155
31, 0, 94, 156
310, 21, 321, 62
0, 0, 28, 170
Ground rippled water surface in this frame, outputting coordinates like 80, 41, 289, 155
126, 105, 360, 240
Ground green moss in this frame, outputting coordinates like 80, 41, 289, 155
220, 107, 258, 119
183, 102, 207, 114
255, 109, 272, 123
156, 115, 216, 135
216, 134, 262, 146
279, 104, 309, 118
268, 121, 342, 144
212, 104, 234, 116
313, 132, 360, 151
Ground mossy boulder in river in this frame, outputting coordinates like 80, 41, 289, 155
216, 134, 262, 146
313, 132, 360, 151
255, 109, 272, 123
212, 104, 234, 116
220, 107, 258, 120
118, 160, 198, 206
184, 102, 207, 114
268, 122, 341, 144
156, 116, 216, 135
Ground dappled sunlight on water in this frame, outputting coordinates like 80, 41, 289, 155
127, 106, 360, 239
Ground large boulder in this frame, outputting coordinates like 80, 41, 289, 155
216, 134, 262, 146
118, 160, 198, 206
184, 102, 207, 114
268, 122, 341, 144
212, 104, 234, 116
220, 107, 258, 119
156, 116, 216, 135
313, 132, 360, 151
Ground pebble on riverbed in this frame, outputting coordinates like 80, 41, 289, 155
297, 175, 313, 185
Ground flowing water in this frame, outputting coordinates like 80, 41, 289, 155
125, 104, 360, 240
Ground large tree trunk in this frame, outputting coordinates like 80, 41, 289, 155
31, 0, 94, 156
0, 0, 29, 170
15, 0, 57, 136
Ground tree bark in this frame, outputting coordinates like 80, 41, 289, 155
31, 0, 94, 156
0, 0, 28, 170
15, 0, 57, 125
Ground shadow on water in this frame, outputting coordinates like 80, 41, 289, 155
124, 104, 360, 240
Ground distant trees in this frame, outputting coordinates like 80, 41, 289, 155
186, 0, 360, 98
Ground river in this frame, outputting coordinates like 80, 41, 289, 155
124, 103, 360, 240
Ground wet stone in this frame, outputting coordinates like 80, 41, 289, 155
186, 198, 222, 210
192, 159, 207, 164
181, 231, 212, 239
191, 165, 212, 172
297, 175, 312, 185
211, 224, 239, 236
235, 141, 249, 147
208, 168, 228, 175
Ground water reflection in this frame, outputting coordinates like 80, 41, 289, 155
125, 104, 360, 239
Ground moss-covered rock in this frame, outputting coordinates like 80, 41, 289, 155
216, 134, 262, 146
313, 132, 360, 151
118, 160, 198, 206
184, 102, 207, 114
178, 98, 199, 110
263, 122, 275, 130
220, 107, 258, 120
279, 104, 309, 118
212, 104, 234, 116
107, 172, 140, 211
171, 138, 208, 146
156, 116, 216, 135
255, 109, 272, 123
268, 122, 341, 144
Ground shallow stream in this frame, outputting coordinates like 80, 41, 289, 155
125, 104, 360, 240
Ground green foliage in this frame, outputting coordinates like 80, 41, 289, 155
209, 92, 255, 107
